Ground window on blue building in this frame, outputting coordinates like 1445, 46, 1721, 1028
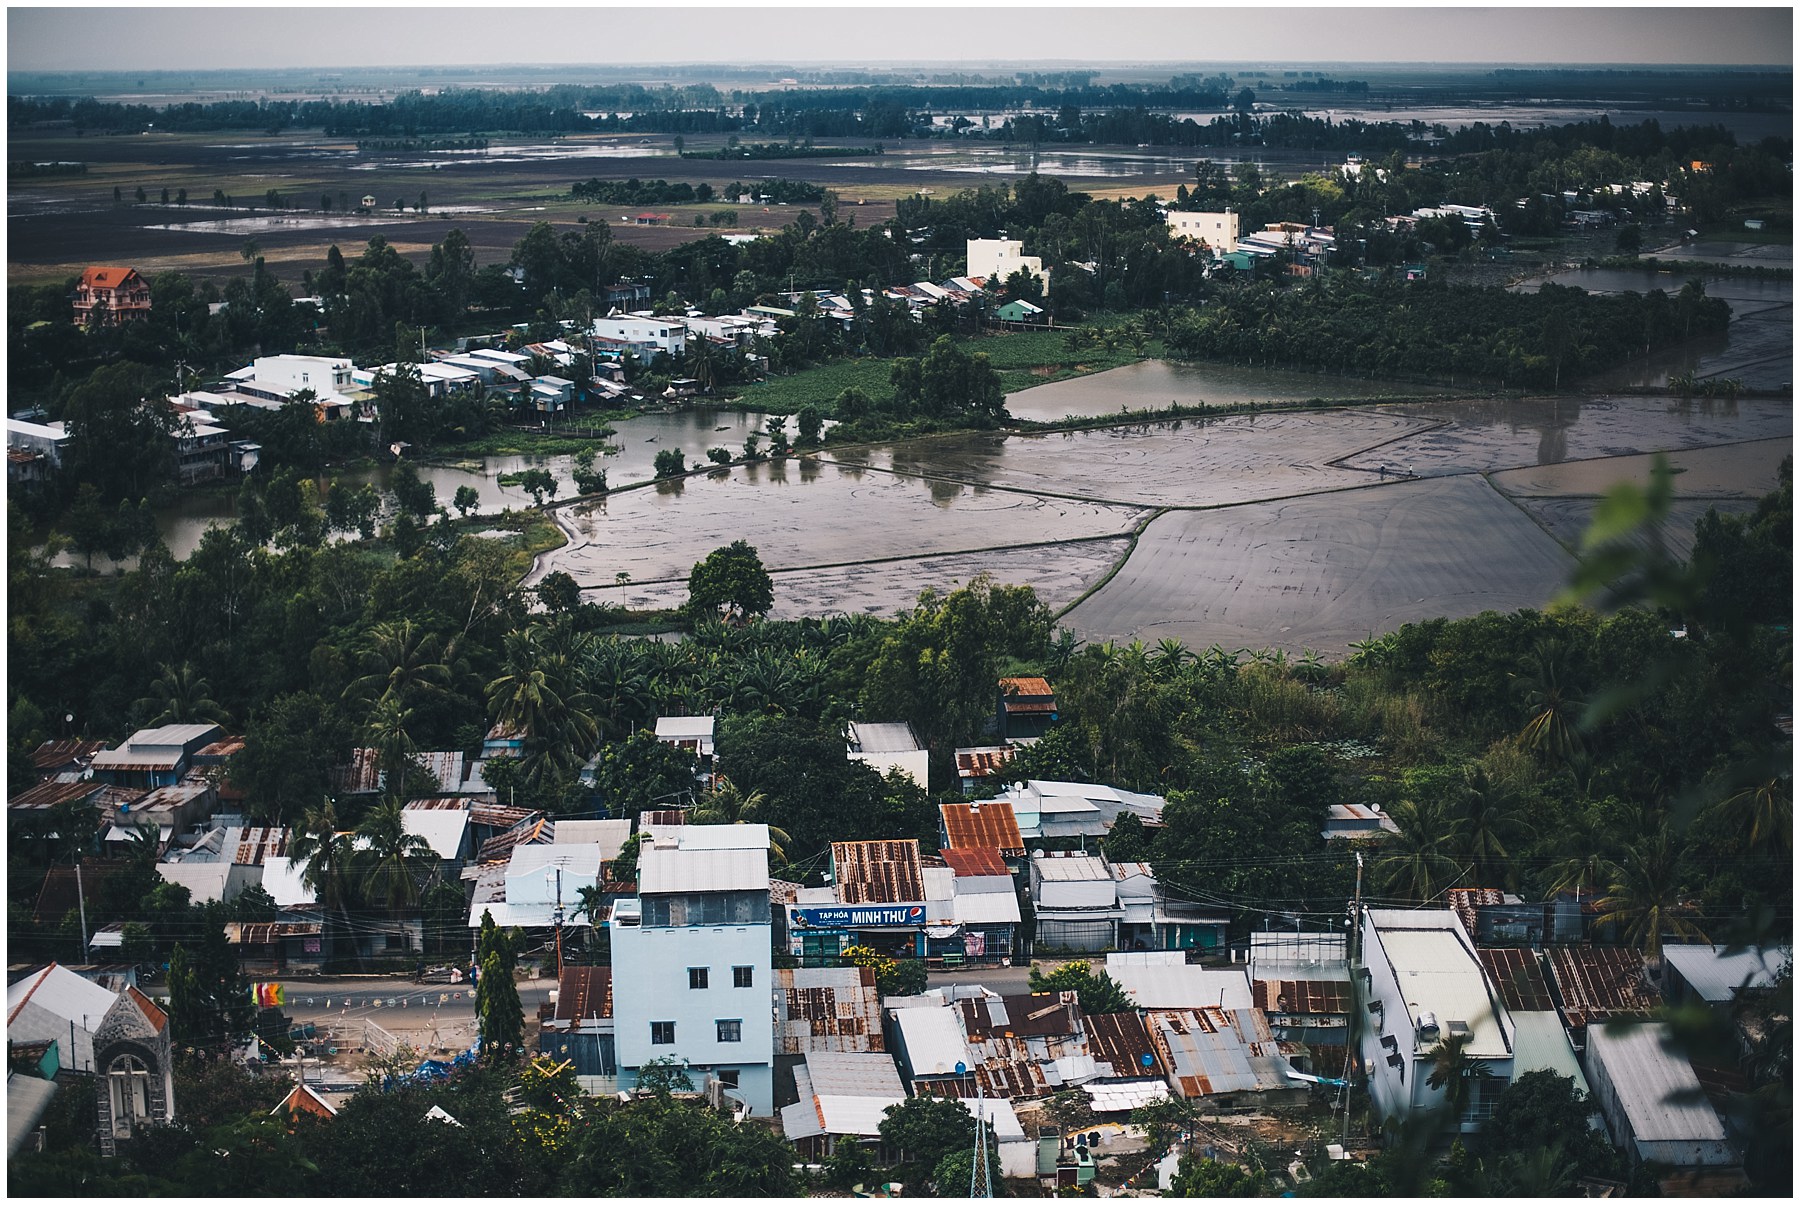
651, 1021, 675, 1044
716, 1019, 742, 1043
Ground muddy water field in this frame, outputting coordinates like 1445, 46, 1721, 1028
532, 385, 1789, 654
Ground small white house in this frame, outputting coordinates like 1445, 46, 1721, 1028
592, 316, 686, 357
966, 238, 1050, 294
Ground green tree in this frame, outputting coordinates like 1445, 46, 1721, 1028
1027, 961, 1134, 1015
1169, 1156, 1265, 1196
590, 729, 699, 814
133, 661, 230, 728
474, 912, 524, 1058
288, 799, 360, 966
166, 918, 257, 1055
686, 540, 774, 621
452, 484, 481, 517
355, 797, 435, 913
652, 448, 687, 478
879, 1096, 977, 1173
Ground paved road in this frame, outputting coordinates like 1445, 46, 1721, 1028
927, 965, 1033, 995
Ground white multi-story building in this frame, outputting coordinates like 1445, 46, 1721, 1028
611, 823, 774, 1115
247, 354, 356, 397
592, 315, 687, 358
1166, 210, 1239, 253
966, 238, 1050, 294
1356, 908, 1515, 1133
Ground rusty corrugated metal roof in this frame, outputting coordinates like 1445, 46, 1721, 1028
232, 826, 289, 866
1251, 979, 1351, 1016
1148, 1007, 1285, 1099
939, 800, 1025, 855
776, 967, 885, 1055
959, 992, 1081, 1040
30, 738, 109, 771
999, 677, 1054, 698
226, 921, 323, 945
1447, 887, 1508, 937
1547, 946, 1661, 1029
955, 747, 1017, 780
1479, 948, 1556, 1012
941, 848, 1010, 878
552, 965, 613, 1023
476, 813, 550, 862
470, 803, 536, 829
8, 779, 106, 811
1086, 1011, 1166, 1078
832, 840, 924, 905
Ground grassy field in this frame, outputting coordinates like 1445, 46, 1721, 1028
724, 326, 1163, 413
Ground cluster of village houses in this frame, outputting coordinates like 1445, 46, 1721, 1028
7, 673, 1786, 1194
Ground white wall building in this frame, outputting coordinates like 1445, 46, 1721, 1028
250, 354, 355, 397
966, 238, 1050, 293
1166, 210, 1239, 253
592, 316, 687, 357
611, 824, 774, 1115
846, 721, 929, 789
1356, 908, 1515, 1133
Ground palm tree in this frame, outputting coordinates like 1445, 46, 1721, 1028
344, 620, 453, 712
1424, 1030, 1493, 1121
365, 695, 420, 802
1708, 774, 1792, 852
487, 627, 599, 787
691, 777, 793, 866
1373, 799, 1463, 903
289, 799, 361, 967
1446, 767, 1522, 889
1595, 827, 1707, 958
356, 797, 435, 914
133, 661, 230, 727
1511, 639, 1585, 766
1541, 807, 1618, 901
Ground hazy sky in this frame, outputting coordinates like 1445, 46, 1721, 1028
7, 5, 1793, 72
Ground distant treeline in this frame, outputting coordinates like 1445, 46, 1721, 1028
570, 177, 825, 205
9, 159, 86, 177
1164, 277, 1733, 389
679, 142, 879, 160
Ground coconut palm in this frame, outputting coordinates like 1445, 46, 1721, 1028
1424, 1030, 1494, 1120
1708, 774, 1792, 852
133, 661, 230, 728
1373, 798, 1463, 903
1511, 639, 1585, 766
356, 797, 435, 913
1541, 807, 1619, 900
343, 619, 454, 713
365, 695, 420, 802
487, 627, 599, 786
1594, 826, 1708, 958
289, 799, 361, 966
1446, 767, 1523, 889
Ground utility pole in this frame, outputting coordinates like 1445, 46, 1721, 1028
552, 867, 565, 977
970, 1069, 991, 1198
1342, 849, 1364, 1147
75, 860, 89, 961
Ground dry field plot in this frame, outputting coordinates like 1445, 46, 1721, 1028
1061, 475, 1579, 657
1487, 437, 1792, 500
831, 408, 1437, 509
529, 462, 1146, 589
600, 538, 1132, 619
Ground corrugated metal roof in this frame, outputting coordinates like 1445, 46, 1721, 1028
999, 677, 1054, 701
663, 823, 768, 851
942, 848, 1010, 878
1106, 958, 1254, 1012
157, 861, 232, 903
1251, 979, 1351, 1016
30, 738, 109, 771
477, 814, 550, 863
7, 1073, 59, 1157
1509, 1010, 1589, 1092
8, 779, 106, 811
638, 844, 768, 894
654, 716, 714, 740
955, 746, 1016, 780
1662, 944, 1789, 1003
776, 967, 885, 1055
1086, 1011, 1166, 1079
225, 921, 323, 945
804, 1050, 905, 1098
129, 723, 222, 748
1446, 887, 1509, 937
893, 1004, 972, 1077
551, 965, 613, 1023
939, 801, 1025, 855
1032, 853, 1112, 882
551, 819, 631, 861
1147, 1007, 1286, 1098
1546, 946, 1661, 1028
1084, 1078, 1170, 1113
1478, 948, 1556, 1012
1587, 1023, 1729, 1144
953, 891, 1021, 926
959, 992, 1080, 1040
832, 840, 924, 905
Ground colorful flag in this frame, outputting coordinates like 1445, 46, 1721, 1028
252, 983, 285, 1008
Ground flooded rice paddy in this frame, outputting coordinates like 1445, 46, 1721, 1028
1060, 474, 1582, 656
1002, 358, 1438, 423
